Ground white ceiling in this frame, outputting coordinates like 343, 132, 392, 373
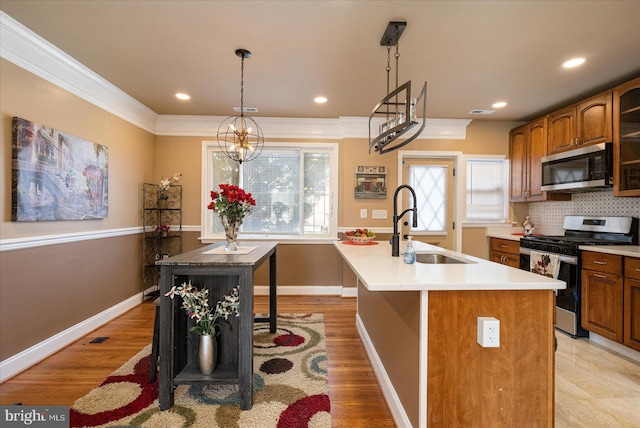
1, 0, 639, 122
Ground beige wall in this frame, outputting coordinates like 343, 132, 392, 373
154, 122, 526, 266
0, 60, 155, 360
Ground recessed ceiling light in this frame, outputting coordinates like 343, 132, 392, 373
175, 93, 191, 100
562, 57, 586, 69
492, 101, 507, 109
314, 96, 328, 104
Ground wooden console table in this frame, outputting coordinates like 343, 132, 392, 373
156, 241, 277, 410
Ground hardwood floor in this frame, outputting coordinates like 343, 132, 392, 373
1, 295, 638, 427
0, 296, 396, 427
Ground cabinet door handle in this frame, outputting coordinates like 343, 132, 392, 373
593, 260, 607, 265
593, 273, 608, 279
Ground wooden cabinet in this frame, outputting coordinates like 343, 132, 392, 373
547, 92, 613, 155
490, 238, 520, 268
613, 76, 640, 197
624, 257, 640, 351
509, 118, 569, 202
581, 251, 623, 342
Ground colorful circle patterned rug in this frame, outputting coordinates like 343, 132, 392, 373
70, 314, 330, 428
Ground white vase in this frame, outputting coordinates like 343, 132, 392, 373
198, 334, 217, 375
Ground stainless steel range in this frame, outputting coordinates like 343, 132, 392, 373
519, 216, 638, 338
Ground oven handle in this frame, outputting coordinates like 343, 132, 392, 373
519, 247, 578, 265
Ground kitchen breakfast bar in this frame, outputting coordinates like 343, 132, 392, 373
335, 240, 565, 428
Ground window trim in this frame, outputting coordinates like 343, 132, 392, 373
200, 140, 339, 243
462, 155, 509, 225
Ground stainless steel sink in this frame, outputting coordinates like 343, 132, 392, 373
415, 252, 469, 264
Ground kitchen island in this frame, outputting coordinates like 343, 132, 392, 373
156, 241, 277, 411
335, 240, 565, 428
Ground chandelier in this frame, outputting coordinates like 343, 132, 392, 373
369, 22, 427, 154
217, 49, 264, 164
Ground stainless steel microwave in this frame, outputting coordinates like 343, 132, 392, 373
541, 142, 613, 192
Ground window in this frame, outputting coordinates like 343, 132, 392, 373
202, 142, 338, 241
409, 164, 447, 233
465, 158, 508, 223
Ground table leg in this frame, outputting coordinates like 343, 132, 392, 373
269, 250, 277, 333
239, 269, 254, 410
159, 267, 174, 410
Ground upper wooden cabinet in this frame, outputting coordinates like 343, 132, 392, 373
547, 92, 613, 155
509, 118, 570, 202
613, 76, 640, 197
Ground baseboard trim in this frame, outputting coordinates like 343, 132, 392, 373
254, 285, 344, 296
341, 287, 357, 298
0, 293, 143, 382
588, 332, 640, 363
355, 313, 412, 428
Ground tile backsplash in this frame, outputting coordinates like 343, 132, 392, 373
528, 191, 640, 234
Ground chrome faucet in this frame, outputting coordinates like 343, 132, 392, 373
391, 184, 418, 257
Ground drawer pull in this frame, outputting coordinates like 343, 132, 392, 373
500, 245, 508, 248
636, 268, 640, 272
593, 260, 607, 265
593, 273, 607, 279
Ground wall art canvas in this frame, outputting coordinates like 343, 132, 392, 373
11, 117, 109, 221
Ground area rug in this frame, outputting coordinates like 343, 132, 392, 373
70, 314, 330, 428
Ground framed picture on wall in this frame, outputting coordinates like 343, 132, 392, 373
11, 117, 109, 221
355, 165, 387, 199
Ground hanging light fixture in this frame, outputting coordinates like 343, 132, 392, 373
369, 22, 427, 154
217, 49, 264, 164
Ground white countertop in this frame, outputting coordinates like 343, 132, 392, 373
335, 240, 565, 292
579, 245, 640, 258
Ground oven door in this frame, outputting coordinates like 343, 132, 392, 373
519, 248, 587, 337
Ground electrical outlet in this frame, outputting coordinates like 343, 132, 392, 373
360, 208, 368, 219
477, 317, 500, 348
372, 209, 387, 219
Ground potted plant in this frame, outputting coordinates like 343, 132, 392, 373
154, 223, 170, 237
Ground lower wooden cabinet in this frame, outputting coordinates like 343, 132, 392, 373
581, 251, 640, 350
624, 257, 640, 351
581, 268, 624, 342
490, 238, 520, 268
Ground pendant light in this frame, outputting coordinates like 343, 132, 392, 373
217, 49, 264, 164
369, 22, 427, 154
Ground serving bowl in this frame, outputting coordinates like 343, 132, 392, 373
347, 235, 376, 244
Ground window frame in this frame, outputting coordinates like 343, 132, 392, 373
200, 140, 339, 243
462, 155, 509, 226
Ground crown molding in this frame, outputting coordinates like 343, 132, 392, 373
1, 11, 471, 140
155, 115, 345, 139
0, 11, 157, 133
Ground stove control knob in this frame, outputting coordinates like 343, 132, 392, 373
563, 247, 569, 254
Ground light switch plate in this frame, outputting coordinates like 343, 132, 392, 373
372, 209, 387, 219
360, 208, 367, 219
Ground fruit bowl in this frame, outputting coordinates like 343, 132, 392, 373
347, 235, 376, 244
345, 229, 376, 244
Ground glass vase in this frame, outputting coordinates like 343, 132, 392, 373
198, 333, 217, 375
221, 216, 242, 251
